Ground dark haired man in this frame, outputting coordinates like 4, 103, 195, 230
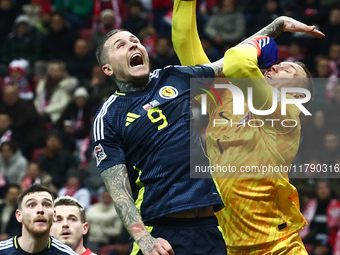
0, 184, 77, 255
51, 196, 96, 255
93, 28, 226, 255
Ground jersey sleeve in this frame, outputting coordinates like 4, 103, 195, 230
173, 65, 215, 79
92, 112, 125, 174
223, 44, 274, 113
172, 0, 210, 66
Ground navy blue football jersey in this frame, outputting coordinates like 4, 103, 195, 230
92, 65, 223, 221
0, 236, 78, 255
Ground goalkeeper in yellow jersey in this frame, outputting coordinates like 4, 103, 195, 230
172, 0, 325, 254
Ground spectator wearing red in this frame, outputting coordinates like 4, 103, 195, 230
300, 179, 340, 254
3, 59, 34, 101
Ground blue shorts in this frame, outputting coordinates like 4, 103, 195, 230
130, 216, 227, 255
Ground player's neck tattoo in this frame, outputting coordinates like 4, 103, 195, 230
114, 76, 150, 92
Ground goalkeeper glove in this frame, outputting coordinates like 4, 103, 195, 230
243, 36, 278, 69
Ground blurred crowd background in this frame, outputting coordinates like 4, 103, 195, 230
0, 0, 340, 254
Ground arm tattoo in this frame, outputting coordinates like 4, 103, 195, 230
100, 165, 154, 253
204, 58, 224, 77
247, 18, 285, 40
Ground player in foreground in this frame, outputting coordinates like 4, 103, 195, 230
172, 0, 325, 254
51, 196, 96, 255
92, 28, 229, 254
0, 184, 78, 255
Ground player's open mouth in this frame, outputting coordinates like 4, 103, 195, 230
265, 74, 272, 79
62, 232, 71, 236
130, 53, 144, 67
34, 219, 47, 223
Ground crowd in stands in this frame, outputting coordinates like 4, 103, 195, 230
0, 0, 339, 254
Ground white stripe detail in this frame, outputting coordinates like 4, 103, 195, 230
0, 244, 12, 250
51, 243, 77, 255
52, 238, 78, 254
93, 95, 117, 142
267, 37, 270, 44
0, 239, 13, 247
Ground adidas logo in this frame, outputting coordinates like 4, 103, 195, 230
125, 112, 141, 126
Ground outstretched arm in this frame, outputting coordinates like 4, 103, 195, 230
172, 0, 324, 70
101, 164, 173, 255
247, 16, 324, 41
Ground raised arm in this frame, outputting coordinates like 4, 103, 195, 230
172, 0, 324, 72
172, 0, 210, 66
100, 164, 173, 255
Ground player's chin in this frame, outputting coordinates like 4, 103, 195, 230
129, 65, 149, 78
32, 227, 50, 237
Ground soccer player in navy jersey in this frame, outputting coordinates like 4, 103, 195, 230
0, 184, 78, 255
92, 29, 227, 255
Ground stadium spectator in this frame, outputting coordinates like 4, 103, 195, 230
1, 15, 41, 67
34, 7, 52, 36
56, 87, 93, 151
0, 141, 28, 185
329, 43, 340, 72
53, 0, 93, 29
0, 113, 26, 151
300, 179, 340, 254
0, 184, 78, 255
89, 9, 117, 51
325, 82, 340, 130
85, 65, 117, 109
39, 132, 76, 189
200, 36, 224, 63
248, 0, 282, 38
40, 11, 79, 62
86, 190, 123, 254
21, 0, 52, 27
66, 39, 97, 84
300, 110, 327, 161
3, 59, 34, 101
20, 160, 57, 194
91, 0, 128, 29
204, 0, 246, 49
320, 7, 340, 55
34, 61, 78, 124
0, 0, 21, 51
51, 196, 96, 255
293, 0, 329, 27
283, 42, 306, 63
121, 1, 149, 38
58, 173, 91, 210
79, 134, 105, 196
149, 37, 180, 70
0, 184, 21, 241
320, 131, 340, 166
1, 85, 46, 154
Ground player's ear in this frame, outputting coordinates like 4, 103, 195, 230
53, 210, 57, 222
102, 64, 114, 76
15, 209, 23, 223
82, 222, 89, 235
